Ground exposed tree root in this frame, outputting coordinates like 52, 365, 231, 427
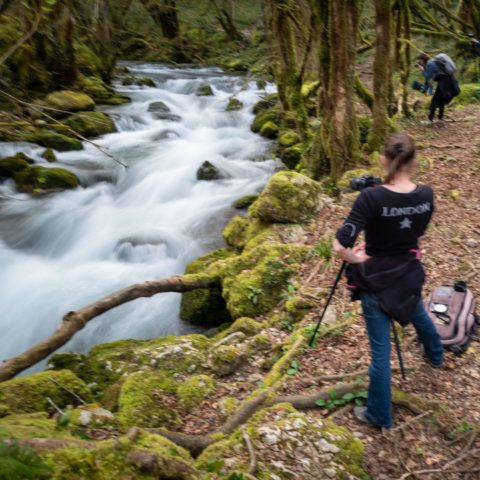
0, 273, 219, 382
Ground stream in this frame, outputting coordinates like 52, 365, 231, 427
0, 63, 277, 368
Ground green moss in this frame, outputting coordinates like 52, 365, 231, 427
0, 412, 72, 439
222, 59, 248, 72
44, 90, 95, 115
209, 345, 246, 377
118, 371, 180, 428
122, 76, 156, 87
250, 111, 277, 133
456, 83, 480, 104
222, 215, 249, 250
226, 98, 243, 111
280, 144, 303, 169
0, 404, 9, 418
285, 295, 316, 323
196, 84, 214, 96
228, 317, 263, 336
259, 120, 279, 139
177, 375, 216, 410
232, 194, 258, 209
15, 166, 80, 193
180, 249, 235, 326
0, 156, 30, 178
301, 80, 321, 98
248, 333, 272, 352
85, 334, 210, 387
75, 43, 104, 78
217, 397, 239, 421
252, 94, 278, 115
41, 148, 57, 163
64, 112, 116, 139
69, 403, 117, 429
78, 76, 130, 105
357, 114, 372, 145
248, 171, 320, 224
24, 131, 83, 151
47, 352, 91, 384
0, 370, 91, 414
278, 131, 301, 148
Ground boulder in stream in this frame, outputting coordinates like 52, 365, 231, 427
41, 148, 57, 163
226, 98, 243, 111
0, 153, 33, 179
196, 83, 214, 96
148, 101, 181, 121
64, 111, 117, 139
15, 166, 80, 193
196, 160, 221, 181
44, 90, 95, 116
122, 75, 156, 87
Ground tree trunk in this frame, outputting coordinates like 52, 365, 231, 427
369, 0, 392, 152
0, 273, 220, 382
139, 0, 179, 39
310, 0, 359, 180
0, 0, 13, 14
211, 0, 244, 42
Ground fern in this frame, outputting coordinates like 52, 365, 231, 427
0, 439, 51, 480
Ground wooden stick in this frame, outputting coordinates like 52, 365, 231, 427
242, 429, 258, 477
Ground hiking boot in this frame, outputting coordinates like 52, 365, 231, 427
353, 406, 391, 430
422, 353, 443, 369
420, 119, 433, 126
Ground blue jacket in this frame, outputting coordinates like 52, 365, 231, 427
422, 59, 444, 83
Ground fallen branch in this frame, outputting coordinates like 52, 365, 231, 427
0, 273, 220, 381
242, 429, 258, 477
314, 366, 414, 384
48, 376, 87, 405
390, 410, 433, 433
399, 468, 480, 479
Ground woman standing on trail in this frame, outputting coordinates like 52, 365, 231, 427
333, 133, 444, 429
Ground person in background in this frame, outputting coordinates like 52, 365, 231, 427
471, 37, 480, 48
333, 133, 444, 429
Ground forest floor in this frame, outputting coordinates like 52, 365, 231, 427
167, 103, 480, 479
280, 103, 480, 480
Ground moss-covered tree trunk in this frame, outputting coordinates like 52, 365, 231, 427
139, 0, 179, 39
309, 0, 359, 180
369, 0, 392, 152
398, 0, 412, 117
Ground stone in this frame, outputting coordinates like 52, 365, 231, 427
233, 194, 258, 209
64, 111, 116, 139
14, 166, 80, 193
259, 120, 279, 139
209, 345, 247, 376
0, 155, 31, 178
196, 84, 214, 96
41, 148, 57, 163
148, 101, 181, 121
196, 160, 221, 181
44, 90, 95, 116
226, 98, 243, 111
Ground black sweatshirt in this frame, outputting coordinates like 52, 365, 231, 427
336, 184, 434, 256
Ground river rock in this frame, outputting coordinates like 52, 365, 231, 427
64, 111, 117, 139
44, 90, 95, 116
15, 166, 80, 193
233, 194, 258, 209
196, 161, 221, 181
0, 154, 32, 179
196, 84, 214, 96
148, 101, 181, 121
122, 75, 156, 87
249, 171, 321, 224
41, 148, 57, 163
226, 98, 243, 111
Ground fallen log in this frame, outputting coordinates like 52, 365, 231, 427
0, 273, 220, 382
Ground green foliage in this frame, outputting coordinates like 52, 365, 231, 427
449, 421, 474, 438
315, 389, 368, 410
314, 236, 333, 262
286, 360, 300, 376
246, 285, 262, 305
0, 433, 51, 480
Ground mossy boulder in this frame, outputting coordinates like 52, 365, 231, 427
15, 166, 80, 193
280, 144, 303, 169
41, 148, 57, 162
44, 90, 95, 116
0, 155, 31, 178
223, 215, 249, 250
279, 130, 301, 148
47, 352, 91, 381
456, 83, 480, 104
84, 334, 210, 387
77, 76, 122, 104
222, 58, 248, 72
259, 120, 279, 139
209, 344, 247, 376
24, 131, 83, 151
180, 248, 235, 326
249, 171, 321, 224
285, 295, 316, 323
250, 110, 277, 133
196, 84, 214, 96
0, 370, 92, 414
64, 112, 116, 139
75, 43, 104, 78
196, 403, 365, 479
122, 75, 156, 87
118, 371, 180, 428
197, 160, 221, 180
70, 403, 117, 428
226, 98, 243, 111
253, 94, 278, 114
228, 317, 263, 336
0, 411, 71, 439
233, 194, 258, 209
221, 243, 309, 319
148, 101, 181, 121
177, 374, 216, 410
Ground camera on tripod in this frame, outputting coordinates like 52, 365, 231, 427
350, 174, 382, 191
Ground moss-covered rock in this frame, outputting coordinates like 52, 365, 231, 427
75, 43, 104, 78
47, 352, 91, 382
196, 404, 365, 479
79, 76, 130, 105
456, 83, 480, 104
122, 75, 156, 87
280, 143, 303, 169
85, 334, 210, 387
259, 120, 279, 139
285, 295, 316, 323
228, 317, 263, 336
248, 333, 273, 352
70, 403, 117, 429
222, 58, 248, 72
196, 160, 221, 180
147, 101, 181, 121
177, 374, 216, 410
15, 166, 80, 193
233, 194, 258, 209
222, 215, 249, 250
118, 371, 180, 428
279, 130, 301, 148
41, 148, 57, 163
180, 248, 235, 326
226, 98, 243, 111
249, 171, 321, 224
0, 412, 71, 439
253, 94, 278, 114
0, 155, 31, 178
250, 110, 277, 133
196, 84, 214, 96
64, 112, 116, 139
24, 131, 83, 151
44, 90, 95, 115
0, 370, 91, 414
0, 404, 9, 418
209, 344, 247, 376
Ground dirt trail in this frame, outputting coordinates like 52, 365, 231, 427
281, 104, 480, 479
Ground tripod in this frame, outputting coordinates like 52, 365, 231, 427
308, 260, 406, 380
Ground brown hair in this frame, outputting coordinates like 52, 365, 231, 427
382, 133, 416, 184
417, 53, 430, 67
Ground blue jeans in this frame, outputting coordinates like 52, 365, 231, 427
360, 292, 444, 428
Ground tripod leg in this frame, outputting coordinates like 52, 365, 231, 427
391, 321, 406, 380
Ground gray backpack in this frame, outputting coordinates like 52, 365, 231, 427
433, 53, 456, 76
426, 281, 479, 355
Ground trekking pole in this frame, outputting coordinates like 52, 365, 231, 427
391, 321, 406, 380
309, 261, 346, 347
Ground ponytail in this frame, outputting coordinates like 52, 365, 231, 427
383, 133, 416, 184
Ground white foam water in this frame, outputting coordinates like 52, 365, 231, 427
0, 64, 277, 369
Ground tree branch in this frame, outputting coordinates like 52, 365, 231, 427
0, 273, 220, 382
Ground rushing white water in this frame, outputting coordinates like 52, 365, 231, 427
0, 63, 277, 368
